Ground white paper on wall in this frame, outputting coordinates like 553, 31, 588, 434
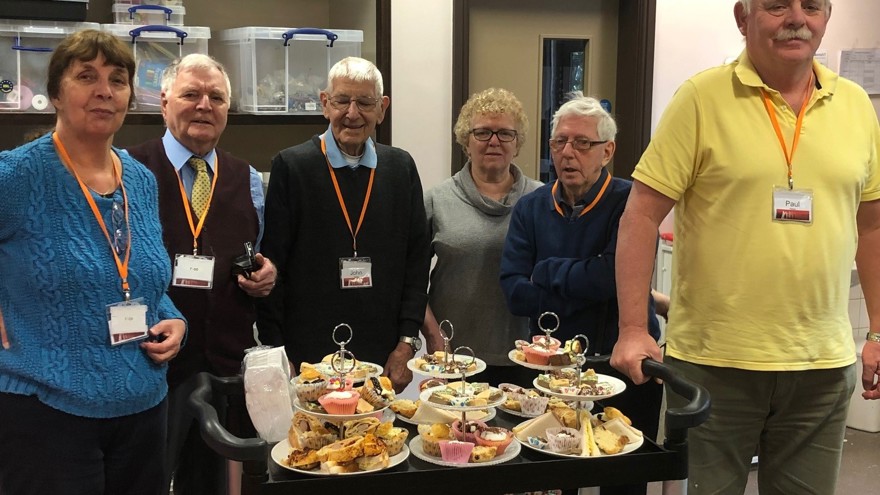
839, 49, 880, 95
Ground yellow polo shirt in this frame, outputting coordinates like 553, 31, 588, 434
634, 51, 880, 371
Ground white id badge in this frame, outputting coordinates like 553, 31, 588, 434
172, 254, 215, 289
340, 257, 373, 289
106, 298, 149, 346
772, 187, 813, 224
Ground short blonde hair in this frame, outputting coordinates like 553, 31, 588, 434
453, 87, 528, 155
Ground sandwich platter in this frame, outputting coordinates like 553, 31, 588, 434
515, 432, 643, 458
409, 436, 520, 468
271, 439, 410, 475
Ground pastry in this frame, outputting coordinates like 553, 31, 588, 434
389, 399, 418, 418
320, 460, 360, 474
594, 426, 627, 455
417, 423, 451, 456
317, 436, 364, 463
375, 423, 409, 456
360, 376, 395, 407
356, 450, 390, 471
355, 398, 375, 414
360, 433, 387, 457
342, 417, 380, 438
546, 427, 581, 454
469, 445, 497, 463
519, 394, 549, 416
551, 405, 578, 429
603, 406, 631, 426
286, 448, 319, 470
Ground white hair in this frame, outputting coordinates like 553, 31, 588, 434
161, 53, 232, 99
324, 56, 383, 96
737, 0, 831, 15
550, 92, 617, 142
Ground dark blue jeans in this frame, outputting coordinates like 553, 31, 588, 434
0, 392, 167, 495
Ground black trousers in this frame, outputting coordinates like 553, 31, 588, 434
0, 392, 167, 495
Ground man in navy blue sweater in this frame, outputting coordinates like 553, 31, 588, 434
500, 93, 662, 495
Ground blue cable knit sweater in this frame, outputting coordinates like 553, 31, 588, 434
0, 134, 183, 418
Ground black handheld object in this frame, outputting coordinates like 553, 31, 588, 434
231, 241, 257, 279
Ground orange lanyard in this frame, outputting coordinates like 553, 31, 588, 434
53, 132, 133, 301
321, 136, 375, 257
0, 304, 8, 349
175, 155, 219, 255
552, 172, 611, 218
760, 73, 814, 190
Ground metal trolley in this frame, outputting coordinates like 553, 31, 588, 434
189, 359, 710, 495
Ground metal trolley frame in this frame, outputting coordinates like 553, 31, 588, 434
189, 359, 710, 495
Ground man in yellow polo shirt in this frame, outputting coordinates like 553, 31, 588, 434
611, 1, 880, 494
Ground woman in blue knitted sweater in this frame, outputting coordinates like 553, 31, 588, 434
0, 30, 185, 495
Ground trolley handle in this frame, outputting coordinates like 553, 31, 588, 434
641, 359, 711, 445
582, 355, 711, 448
187, 372, 268, 462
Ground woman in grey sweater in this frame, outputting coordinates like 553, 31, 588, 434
422, 88, 541, 386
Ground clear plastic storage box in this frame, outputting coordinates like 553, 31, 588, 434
113, 3, 186, 27
101, 23, 210, 112
216, 27, 363, 114
114, 0, 183, 5
0, 20, 100, 112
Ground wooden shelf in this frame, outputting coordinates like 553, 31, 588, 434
0, 112, 328, 126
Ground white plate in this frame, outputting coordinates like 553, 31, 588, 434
419, 384, 506, 411
532, 375, 626, 401
515, 431, 643, 458
293, 398, 390, 422
312, 361, 383, 383
395, 407, 497, 425
407, 356, 488, 379
271, 439, 409, 475
507, 349, 577, 371
409, 436, 520, 467
496, 404, 545, 418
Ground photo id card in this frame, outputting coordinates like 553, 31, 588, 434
172, 254, 215, 289
106, 298, 148, 346
772, 187, 813, 224
339, 257, 373, 289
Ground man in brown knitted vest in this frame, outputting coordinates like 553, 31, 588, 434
127, 53, 277, 495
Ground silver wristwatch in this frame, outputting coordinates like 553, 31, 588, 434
399, 335, 422, 352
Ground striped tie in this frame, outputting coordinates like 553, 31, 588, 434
188, 156, 210, 218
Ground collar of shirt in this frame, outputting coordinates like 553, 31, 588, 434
733, 49, 836, 98
162, 128, 218, 174
321, 125, 378, 169
551, 167, 610, 220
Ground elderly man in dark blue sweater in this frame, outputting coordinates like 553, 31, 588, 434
500, 93, 662, 495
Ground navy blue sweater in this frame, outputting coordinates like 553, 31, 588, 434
500, 171, 660, 354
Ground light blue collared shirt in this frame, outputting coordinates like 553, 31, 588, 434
321, 125, 378, 169
160, 129, 266, 248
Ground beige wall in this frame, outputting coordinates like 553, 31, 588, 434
467, 0, 619, 179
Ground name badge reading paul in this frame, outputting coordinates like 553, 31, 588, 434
340, 257, 373, 289
772, 187, 813, 224
172, 254, 216, 289
106, 298, 148, 346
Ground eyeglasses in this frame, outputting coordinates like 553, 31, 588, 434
327, 95, 380, 112
470, 128, 518, 142
548, 138, 608, 152
111, 200, 128, 257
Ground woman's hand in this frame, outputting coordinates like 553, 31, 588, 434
140, 318, 186, 364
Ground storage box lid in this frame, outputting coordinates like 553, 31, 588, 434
112, 3, 186, 16
101, 23, 210, 40
0, 19, 99, 36
218, 26, 362, 44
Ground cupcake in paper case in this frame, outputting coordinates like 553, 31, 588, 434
545, 427, 582, 454
376, 426, 409, 456
523, 345, 555, 365
439, 440, 475, 464
498, 383, 526, 403
520, 394, 550, 416
451, 419, 487, 443
317, 390, 360, 415
532, 335, 562, 351
360, 376, 396, 408
326, 376, 354, 392
417, 423, 452, 457
294, 378, 328, 403
474, 426, 514, 454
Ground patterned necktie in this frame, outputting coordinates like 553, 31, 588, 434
188, 156, 210, 218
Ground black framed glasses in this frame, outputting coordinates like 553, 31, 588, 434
327, 95, 380, 112
548, 137, 607, 152
471, 128, 518, 142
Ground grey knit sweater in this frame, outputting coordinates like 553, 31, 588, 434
424, 163, 542, 365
